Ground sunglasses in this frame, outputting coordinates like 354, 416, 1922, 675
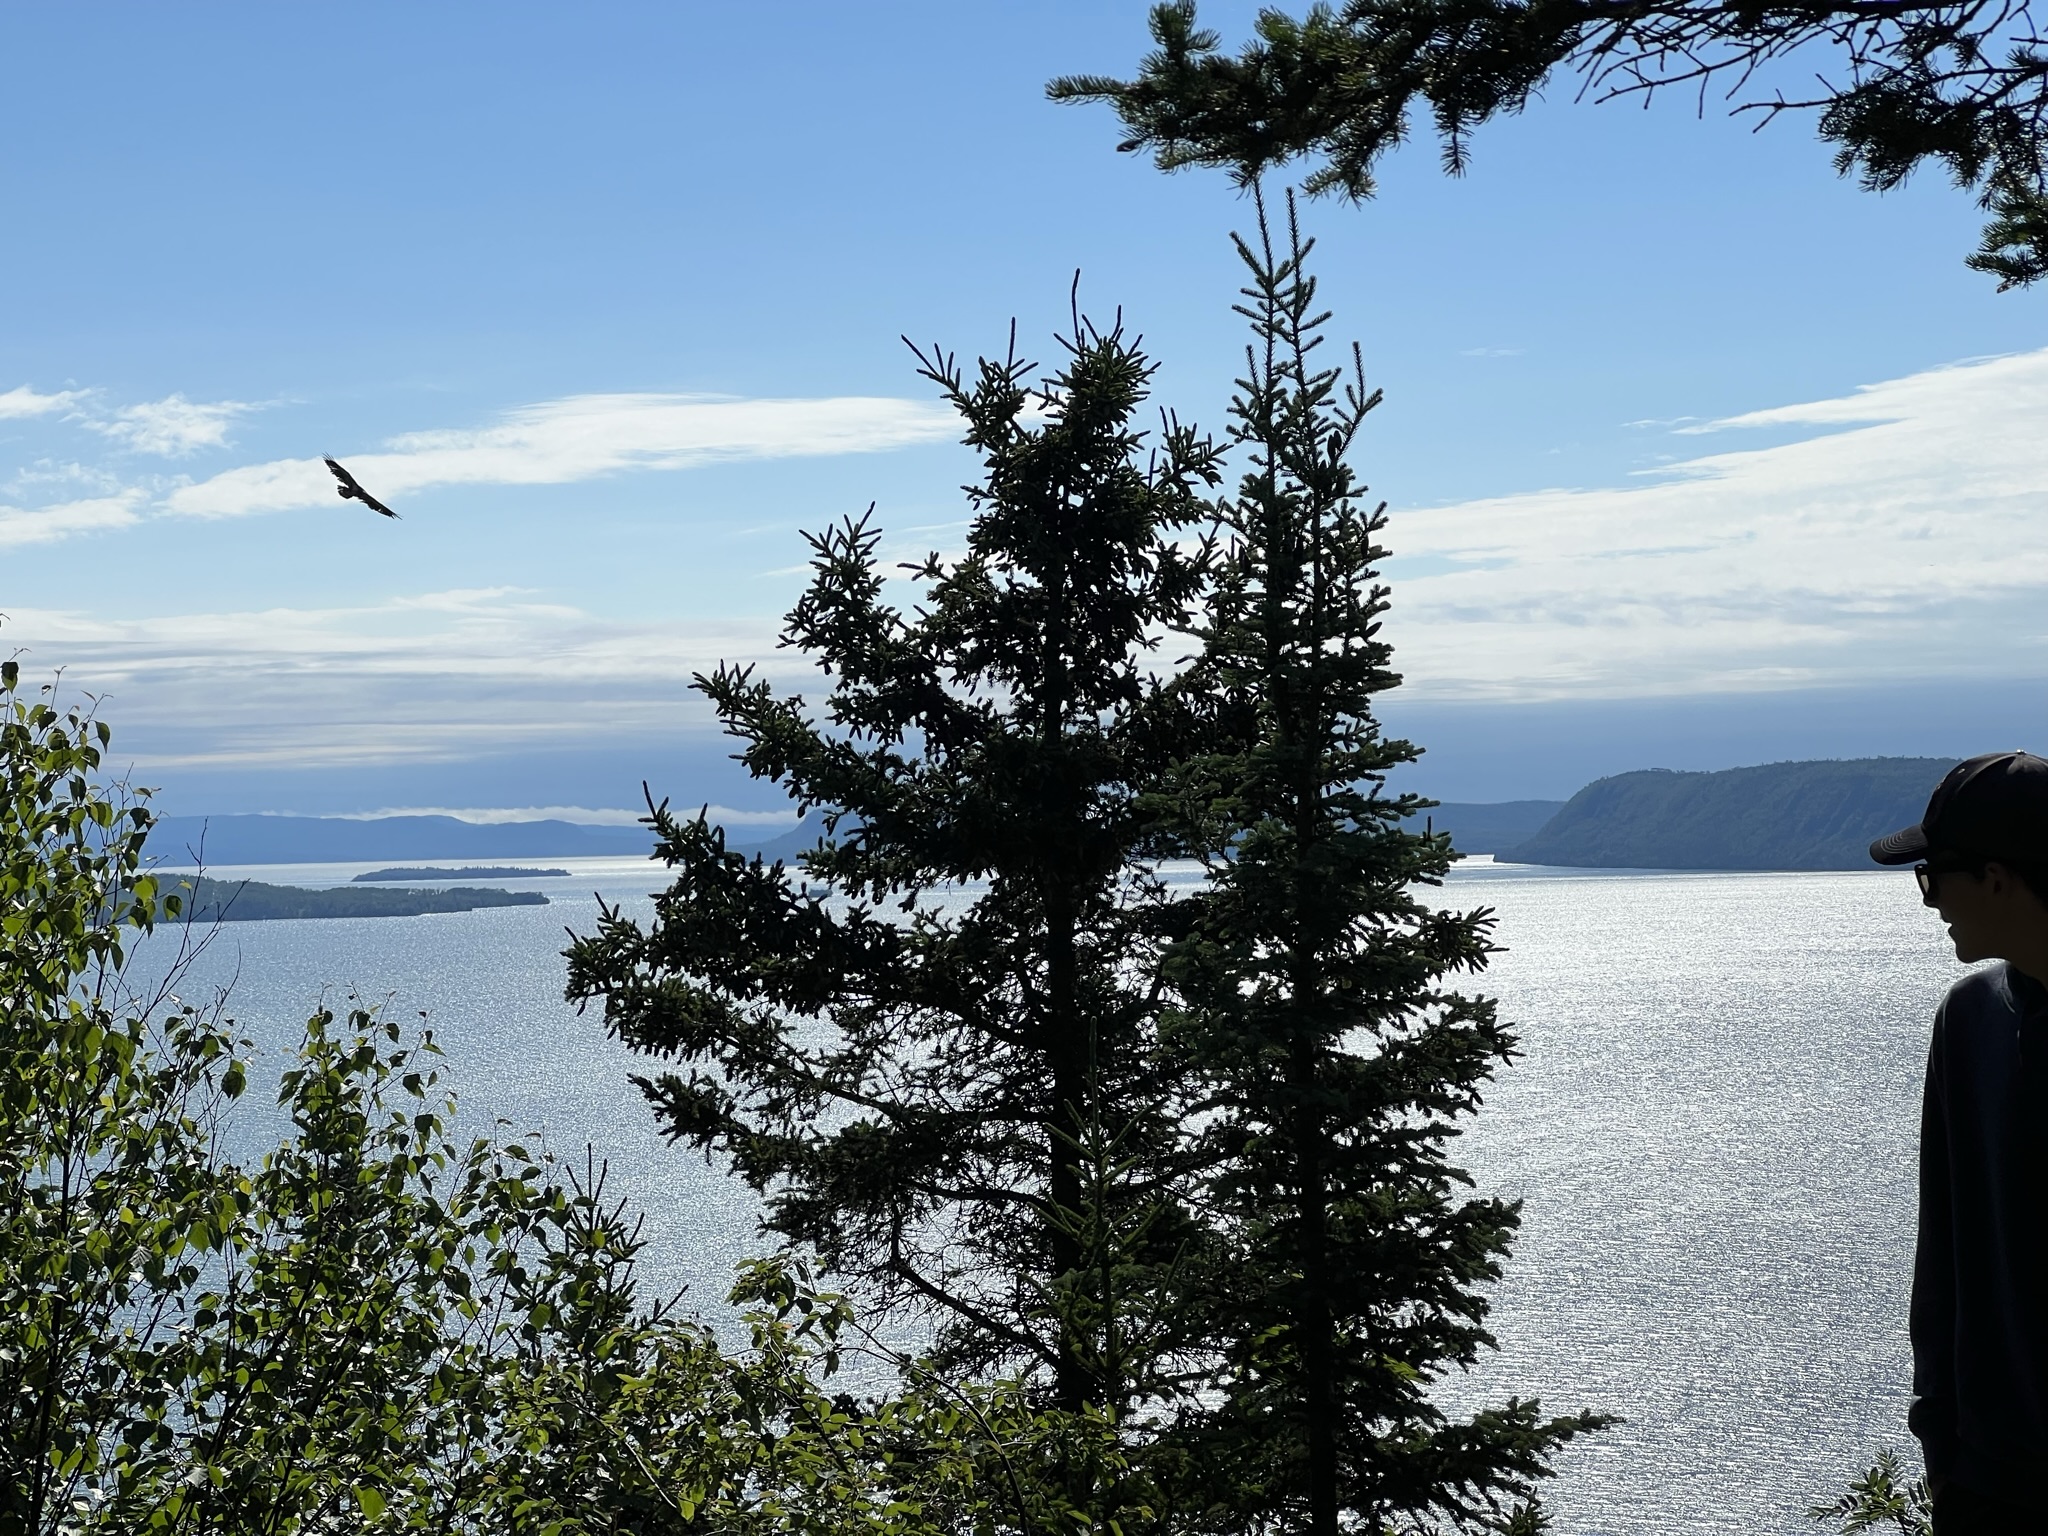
1914, 860, 1985, 906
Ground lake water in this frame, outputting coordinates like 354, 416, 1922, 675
129, 855, 1957, 1535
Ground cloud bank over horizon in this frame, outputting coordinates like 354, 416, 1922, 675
6, 348, 2045, 791
1382, 346, 2048, 699
2, 586, 788, 769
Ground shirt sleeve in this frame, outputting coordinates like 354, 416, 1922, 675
1909, 1006, 1959, 1480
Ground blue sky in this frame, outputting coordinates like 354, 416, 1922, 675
4, 1, 2044, 812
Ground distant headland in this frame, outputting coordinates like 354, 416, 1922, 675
147, 815, 652, 867
1471, 757, 1951, 870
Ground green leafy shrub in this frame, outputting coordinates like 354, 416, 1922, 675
1, 664, 1081, 1535
1810, 1451, 1932, 1536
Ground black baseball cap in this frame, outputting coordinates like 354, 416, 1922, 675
1869, 751, 2048, 866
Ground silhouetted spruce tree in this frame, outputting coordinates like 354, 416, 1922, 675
1164, 195, 1605, 1535
564, 311, 1225, 1514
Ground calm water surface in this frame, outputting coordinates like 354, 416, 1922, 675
1433, 861, 1948, 1535
133, 855, 1959, 1535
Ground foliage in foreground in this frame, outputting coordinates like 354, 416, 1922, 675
0, 660, 1090, 1535
1811, 1451, 1933, 1536
1051, 0, 2048, 288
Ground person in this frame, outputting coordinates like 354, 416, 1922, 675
1871, 750, 2048, 1533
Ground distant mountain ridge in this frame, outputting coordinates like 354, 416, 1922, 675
1506, 757, 1951, 870
148, 757, 1959, 874
146, 815, 654, 867
144, 813, 820, 868
351, 866, 569, 883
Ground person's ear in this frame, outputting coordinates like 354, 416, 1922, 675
1984, 861, 2014, 895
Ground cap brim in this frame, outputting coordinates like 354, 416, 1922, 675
1869, 824, 1931, 865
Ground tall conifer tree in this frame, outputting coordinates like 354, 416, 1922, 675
1166, 196, 1603, 1534
564, 313, 1225, 1512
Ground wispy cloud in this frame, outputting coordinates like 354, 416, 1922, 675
8, 460, 125, 496
0, 385, 257, 452
92, 393, 259, 455
0, 384, 958, 539
0, 385, 87, 420
1384, 347, 2048, 699
1671, 357, 2010, 434
165, 392, 960, 519
0, 493, 145, 548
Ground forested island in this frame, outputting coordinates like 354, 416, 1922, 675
351, 865, 569, 882
1501, 757, 1949, 869
158, 877, 550, 922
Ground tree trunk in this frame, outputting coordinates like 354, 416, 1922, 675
1293, 1014, 1339, 1536
1047, 890, 1090, 1415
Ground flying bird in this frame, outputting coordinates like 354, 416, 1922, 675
324, 457, 399, 519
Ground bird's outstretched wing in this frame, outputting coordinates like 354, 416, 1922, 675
324, 457, 399, 519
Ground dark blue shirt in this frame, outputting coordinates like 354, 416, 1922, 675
1912, 962, 2048, 1499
